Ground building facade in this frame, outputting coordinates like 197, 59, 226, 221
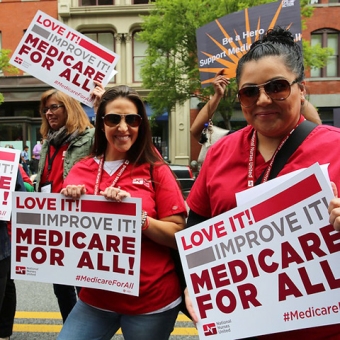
303, 0, 340, 125
0, 0, 339, 164
190, 0, 340, 163
0, 0, 191, 164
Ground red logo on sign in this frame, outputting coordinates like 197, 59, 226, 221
203, 323, 217, 336
14, 57, 23, 64
15, 266, 26, 275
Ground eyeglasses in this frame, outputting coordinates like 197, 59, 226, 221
102, 113, 142, 128
237, 78, 299, 108
43, 104, 65, 114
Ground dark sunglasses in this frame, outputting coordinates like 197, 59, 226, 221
237, 78, 299, 108
102, 113, 142, 127
42, 104, 64, 114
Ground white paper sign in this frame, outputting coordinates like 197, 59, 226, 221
11, 193, 141, 296
10, 10, 120, 107
176, 163, 340, 339
0, 147, 20, 221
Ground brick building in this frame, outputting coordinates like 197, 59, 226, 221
0, 0, 339, 163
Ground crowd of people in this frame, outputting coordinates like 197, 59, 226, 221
1, 25, 340, 340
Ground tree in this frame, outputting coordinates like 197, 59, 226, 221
139, 0, 331, 129
0, 49, 19, 105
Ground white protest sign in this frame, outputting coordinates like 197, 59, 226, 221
0, 147, 20, 221
11, 193, 141, 296
236, 164, 331, 206
9, 10, 119, 107
176, 163, 340, 339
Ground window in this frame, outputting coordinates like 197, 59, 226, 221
80, 0, 114, 6
311, 29, 340, 77
133, 0, 155, 4
132, 31, 147, 82
82, 31, 116, 82
83, 32, 115, 52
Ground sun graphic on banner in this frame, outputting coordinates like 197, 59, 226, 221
199, 1, 296, 85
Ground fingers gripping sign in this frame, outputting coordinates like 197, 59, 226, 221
328, 182, 340, 231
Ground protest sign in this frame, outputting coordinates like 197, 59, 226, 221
0, 147, 20, 221
11, 193, 142, 296
9, 10, 119, 107
196, 0, 301, 86
176, 163, 340, 339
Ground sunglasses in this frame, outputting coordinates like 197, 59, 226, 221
43, 104, 64, 114
237, 78, 299, 108
102, 113, 142, 127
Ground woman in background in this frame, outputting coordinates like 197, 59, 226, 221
35, 89, 94, 322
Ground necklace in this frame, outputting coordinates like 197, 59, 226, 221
247, 117, 305, 188
94, 156, 129, 195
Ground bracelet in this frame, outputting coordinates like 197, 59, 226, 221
141, 210, 149, 231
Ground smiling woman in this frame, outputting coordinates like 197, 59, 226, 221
57, 85, 187, 340
185, 27, 340, 340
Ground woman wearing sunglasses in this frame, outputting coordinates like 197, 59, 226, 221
57, 85, 187, 340
185, 27, 340, 339
35, 89, 94, 323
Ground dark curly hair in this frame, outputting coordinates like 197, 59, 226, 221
236, 26, 304, 85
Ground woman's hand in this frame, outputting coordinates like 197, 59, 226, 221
329, 182, 340, 231
184, 287, 199, 325
100, 187, 131, 202
61, 185, 86, 199
212, 69, 230, 97
92, 81, 105, 113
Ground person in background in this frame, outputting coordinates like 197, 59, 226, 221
18, 165, 34, 192
57, 85, 187, 340
190, 69, 230, 142
20, 145, 29, 176
0, 171, 26, 340
31, 138, 43, 174
185, 27, 340, 339
34, 89, 94, 323
27, 156, 38, 176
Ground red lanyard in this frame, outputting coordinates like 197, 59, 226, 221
94, 157, 129, 195
247, 118, 305, 188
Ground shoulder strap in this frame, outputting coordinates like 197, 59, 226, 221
255, 120, 317, 185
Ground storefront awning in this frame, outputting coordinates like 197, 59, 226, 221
145, 103, 168, 121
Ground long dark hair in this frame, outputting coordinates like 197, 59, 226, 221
91, 85, 163, 166
236, 27, 304, 86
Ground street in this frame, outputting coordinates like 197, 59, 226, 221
11, 279, 198, 340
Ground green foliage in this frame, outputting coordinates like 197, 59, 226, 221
0, 49, 19, 105
0, 49, 18, 75
302, 40, 333, 70
139, 0, 330, 125
139, 0, 274, 118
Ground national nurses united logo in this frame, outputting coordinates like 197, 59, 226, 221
203, 323, 217, 336
14, 56, 23, 64
15, 266, 26, 275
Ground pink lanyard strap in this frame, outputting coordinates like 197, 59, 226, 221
247, 118, 304, 188
94, 157, 129, 195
